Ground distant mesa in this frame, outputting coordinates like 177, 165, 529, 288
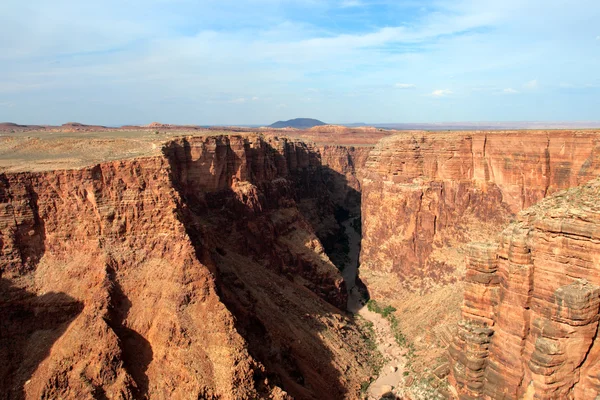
61, 122, 109, 130
0, 122, 41, 131
269, 118, 327, 129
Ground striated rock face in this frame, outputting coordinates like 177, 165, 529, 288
450, 179, 600, 399
0, 158, 264, 399
358, 130, 600, 387
361, 131, 600, 291
0, 134, 374, 399
448, 243, 500, 397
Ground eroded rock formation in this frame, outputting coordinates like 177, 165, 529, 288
450, 178, 600, 399
357, 130, 600, 391
361, 131, 600, 292
0, 134, 374, 399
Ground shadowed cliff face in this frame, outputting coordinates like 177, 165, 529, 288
163, 136, 374, 399
0, 134, 376, 400
450, 179, 600, 399
0, 279, 83, 400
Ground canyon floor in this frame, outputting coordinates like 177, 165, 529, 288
344, 216, 409, 399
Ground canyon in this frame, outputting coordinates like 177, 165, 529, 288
1, 125, 600, 399
0, 132, 377, 399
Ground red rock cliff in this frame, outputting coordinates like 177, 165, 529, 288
361, 131, 600, 291
319, 145, 371, 208
357, 130, 600, 388
0, 158, 265, 399
0, 134, 375, 399
450, 178, 600, 399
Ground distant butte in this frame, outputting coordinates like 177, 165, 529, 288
269, 118, 327, 129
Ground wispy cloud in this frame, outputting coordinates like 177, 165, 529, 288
395, 83, 416, 89
431, 89, 452, 97
524, 79, 538, 89
503, 88, 518, 94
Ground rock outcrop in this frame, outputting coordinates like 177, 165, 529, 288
450, 178, 600, 399
0, 134, 375, 399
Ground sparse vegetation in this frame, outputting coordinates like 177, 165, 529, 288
366, 299, 416, 350
354, 315, 384, 374
366, 299, 397, 318
360, 379, 372, 395
354, 315, 384, 398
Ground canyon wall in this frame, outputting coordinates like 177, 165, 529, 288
0, 158, 266, 399
361, 131, 600, 292
0, 134, 375, 399
319, 145, 371, 213
450, 178, 600, 399
358, 130, 600, 385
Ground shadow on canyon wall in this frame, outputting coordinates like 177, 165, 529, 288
105, 266, 153, 399
0, 278, 83, 400
164, 138, 370, 399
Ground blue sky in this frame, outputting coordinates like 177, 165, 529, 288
1, 0, 599, 125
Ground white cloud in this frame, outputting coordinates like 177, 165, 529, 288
395, 83, 416, 89
252, 96, 259, 101
431, 89, 452, 97
524, 79, 538, 89
503, 88, 518, 93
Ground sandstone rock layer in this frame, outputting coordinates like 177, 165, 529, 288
359, 130, 600, 387
450, 179, 600, 399
0, 134, 373, 399
361, 131, 600, 291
